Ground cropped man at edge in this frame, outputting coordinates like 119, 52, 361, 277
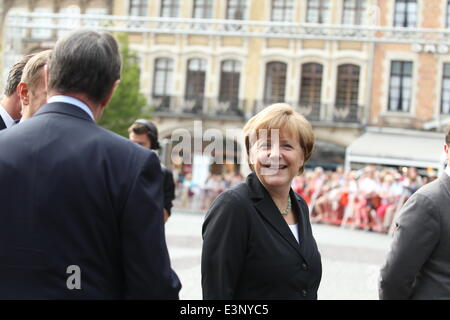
0, 29, 181, 299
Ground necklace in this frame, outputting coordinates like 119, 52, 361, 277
280, 196, 291, 215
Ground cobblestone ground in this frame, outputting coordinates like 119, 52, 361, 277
165, 209, 394, 300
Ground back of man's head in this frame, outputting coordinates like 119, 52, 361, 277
47, 29, 121, 105
4, 53, 35, 97
21, 50, 51, 91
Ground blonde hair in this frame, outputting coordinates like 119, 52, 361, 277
243, 103, 315, 174
21, 50, 51, 93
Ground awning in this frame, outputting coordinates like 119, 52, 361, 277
345, 127, 446, 170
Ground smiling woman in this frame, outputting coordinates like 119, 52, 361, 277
201, 103, 322, 300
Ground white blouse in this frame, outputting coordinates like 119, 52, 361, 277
288, 223, 299, 243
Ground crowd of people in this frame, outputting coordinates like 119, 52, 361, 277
174, 165, 431, 235
174, 171, 244, 211
295, 165, 431, 233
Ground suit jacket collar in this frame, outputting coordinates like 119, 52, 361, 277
246, 172, 309, 263
34, 102, 95, 123
0, 116, 5, 130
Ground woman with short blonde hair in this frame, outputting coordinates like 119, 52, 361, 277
202, 103, 322, 300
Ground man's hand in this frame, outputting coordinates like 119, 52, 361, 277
163, 209, 170, 224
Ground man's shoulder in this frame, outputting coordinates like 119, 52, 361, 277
416, 178, 444, 197
409, 178, 448, 208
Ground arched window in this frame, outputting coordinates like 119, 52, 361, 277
58, 5, 81, 38
193, 0, 213, 18
129, 0, 148, 16
185, 58, 207, 102
219, 60, 241, 104
306, 0, 329, 23
299, 63, 323, 105
342, 0, 366, 25
226, 0, 246, 19
153, 58, 174, 98
336, 64, 360, 107
32, 8, 53, 39
271, 0, 294, 22
335, 64, 360, 122
160, 0, 179, 17
264, 62, 287, 104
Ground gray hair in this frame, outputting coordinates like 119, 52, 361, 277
47, 29, 121, 104
21, 50, 51, 93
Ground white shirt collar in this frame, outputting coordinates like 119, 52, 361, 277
445, 164, 450, 178
47, 95, 95, 121
0, 104, 14, 128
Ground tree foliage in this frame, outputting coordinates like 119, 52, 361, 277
98, 33, 148, 137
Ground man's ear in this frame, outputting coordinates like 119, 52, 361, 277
17, 82, 29, 106
100, 79, 120, 109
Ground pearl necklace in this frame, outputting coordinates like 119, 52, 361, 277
280, 196, 292, 215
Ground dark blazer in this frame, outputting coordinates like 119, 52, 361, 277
379, 173, 450, 299
0, 115, 6, 130
201, 172, 322, 300
0, 102, 181, 299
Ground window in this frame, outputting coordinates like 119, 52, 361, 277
185, 59, 207, 102
306, 0, 329, 23
388, 61, 413, 112
336, 64, 360, 107
226, 0, 246, 20
299, 63, 323, 106
58, 6, 80, 38
84, 8, 108, 27
160, 0, 179, 17
193, 0, 213, 19
441, 64, 450, 114
394, 0, 417, 27
32, 8, 53, 39
7, 8, 28, 38
153, 58, 174, 98
219, 60, 241, 104
85, 8, 108, 15
271, 0, 294, 22
129, 0, 148, 16
264, 62, 287, 104
342, 0, 366, 25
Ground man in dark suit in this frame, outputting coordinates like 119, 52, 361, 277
0, 29, 181, 299
128, 119, 176, 223
379, 126, 450, 299
0, 54, 34, 130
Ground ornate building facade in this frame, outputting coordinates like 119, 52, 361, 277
2, 0, 450, 175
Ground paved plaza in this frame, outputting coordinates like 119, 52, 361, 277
165, 209, 394, 300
